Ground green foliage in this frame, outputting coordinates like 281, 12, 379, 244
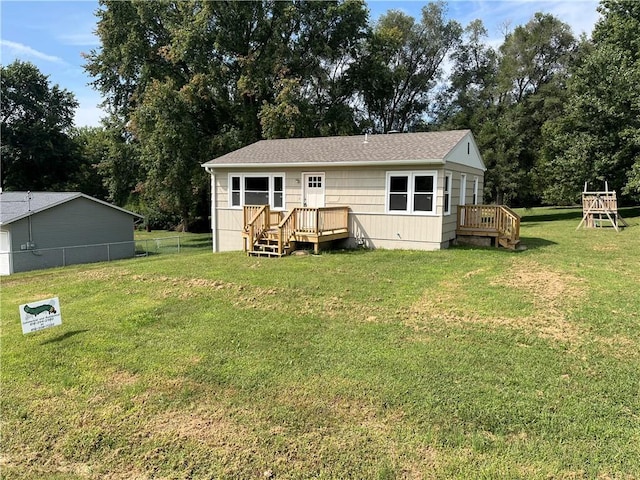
437, 13, 576, 206
0, 61, 80, 191
353, 2, 462, 133
84, 0, 369, 226
540, 0, 640, 203
4, 1, 635, 219
259, 76, 304, 139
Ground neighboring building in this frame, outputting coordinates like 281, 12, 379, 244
0, 192, 143, 275
202, 130, 488, 254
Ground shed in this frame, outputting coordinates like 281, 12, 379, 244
202, 130, 517, 255
0, 192, 143, 275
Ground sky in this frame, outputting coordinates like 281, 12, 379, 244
0, 0, 602, 128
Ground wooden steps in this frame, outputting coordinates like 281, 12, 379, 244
498, 236, 523, 251
244, 205, 349, 257
249, 230, 288, 257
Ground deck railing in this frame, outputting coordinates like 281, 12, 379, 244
244, 205, 350, 255
292, 206, 349, 234
457, 204, 520, 245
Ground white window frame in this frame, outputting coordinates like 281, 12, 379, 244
443, 171, 452, 216
472, 176, 479, 205
460, 174, 467, 206
228, 173, 286, 210
385, 171, 438, 216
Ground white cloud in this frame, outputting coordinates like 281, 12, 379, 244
58, 32, 101, 47
74, 105, 105, 128
74, 94, 106, 128
0, 39, 66, 64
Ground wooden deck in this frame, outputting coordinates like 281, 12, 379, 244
456, 205, 521, 250
243, 205, 349, 256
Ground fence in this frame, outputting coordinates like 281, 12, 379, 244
135, 236, 183, 256
6, 236, 187, 274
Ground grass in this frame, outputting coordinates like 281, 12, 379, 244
1, 208, 639, 479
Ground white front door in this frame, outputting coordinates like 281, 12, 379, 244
303, 173, 325, 208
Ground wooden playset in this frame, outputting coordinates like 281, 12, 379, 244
577, 182, 628, 232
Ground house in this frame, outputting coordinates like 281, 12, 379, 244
0, 191, 143, 275
201, 130, 519, 255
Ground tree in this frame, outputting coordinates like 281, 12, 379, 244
498, 13, 575, 102
435, 13, 576, 206
540, 0, 640, 203
1, 61, 79, 191
84, 0, 369, 227
433, 19, 499, 130
353, 2, 462, 133
130, 78, 209, 230
67, 127, 110, 199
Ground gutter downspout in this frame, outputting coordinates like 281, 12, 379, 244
205, 167, 218, 253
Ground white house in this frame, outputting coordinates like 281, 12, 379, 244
201, 130, 495, 255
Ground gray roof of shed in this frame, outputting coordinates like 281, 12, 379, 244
202, 130, 472, 168
0, 191, 143, 225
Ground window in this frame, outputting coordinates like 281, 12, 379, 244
274, 176, 283, 209
307, 176, 322, 188
231, 176, 241, 207
228, 173, 285, 209
443, 172, 452, 215
472, 177, 479, 205
386, 171, 437, 215
460, 174, 467, 206
389, 175, 408, 211
244, 176, 269, 205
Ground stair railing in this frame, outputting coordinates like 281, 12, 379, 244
497, 205, 520, 244
277, 209, 297, 255
245, 205, 270, 251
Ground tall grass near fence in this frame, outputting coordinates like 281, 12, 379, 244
1, 208, 639, 479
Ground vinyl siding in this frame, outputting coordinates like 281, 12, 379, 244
213, 166, 454, 251
440, 164, 485, 243
7, 197, 137, 273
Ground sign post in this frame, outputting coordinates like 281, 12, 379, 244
19, 297, 62, 334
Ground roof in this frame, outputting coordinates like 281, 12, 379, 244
0, 191, 143, 226
202, 130, 479, 169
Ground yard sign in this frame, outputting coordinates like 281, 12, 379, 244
19, 297, 62, 334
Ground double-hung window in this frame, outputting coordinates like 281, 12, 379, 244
228, 173, 285, 210
472, 176, 479, 205
386, 171, 437, 215
443, 172, 452, 215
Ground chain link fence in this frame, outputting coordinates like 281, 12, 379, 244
6, 236, 188, 274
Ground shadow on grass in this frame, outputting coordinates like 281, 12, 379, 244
451, 237, 556, 252
519, 237, 557, 250
40, 329, 89, 345
521, 206, 639, 225
620, 206, 640, 219
520, 208, 583, 223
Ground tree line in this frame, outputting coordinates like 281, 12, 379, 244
2, 0, 638, 230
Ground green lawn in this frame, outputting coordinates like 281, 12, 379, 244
1, 208, 639, 479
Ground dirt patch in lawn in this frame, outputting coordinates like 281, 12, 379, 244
494, 259, 585, 313
406, 260, 587, 344
124, 273, 282, 306
150, 406, 253, 449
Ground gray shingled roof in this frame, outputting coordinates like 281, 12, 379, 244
202, 130, 471, 167
0, 191, 142, 225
